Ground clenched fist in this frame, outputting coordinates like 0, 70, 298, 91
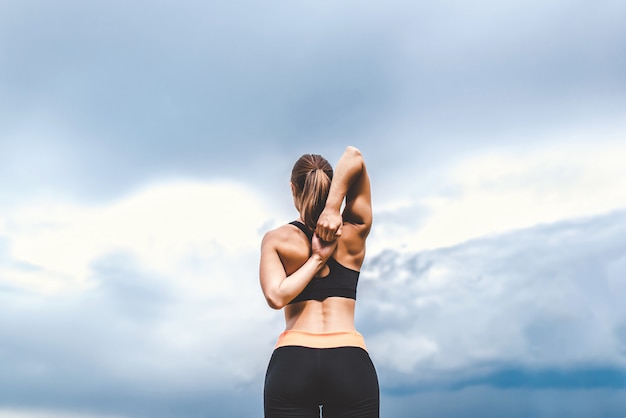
316, 208, 343, 242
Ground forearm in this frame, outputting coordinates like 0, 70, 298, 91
325, 146, 364, 212
271, 254, 325, 309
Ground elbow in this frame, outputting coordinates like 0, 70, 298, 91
260, 277, 290, 309
345, 145, 362, 158
345, 146, 365, 167
265, 295, 286, 310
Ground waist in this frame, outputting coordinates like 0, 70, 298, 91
275, 329, 367, 351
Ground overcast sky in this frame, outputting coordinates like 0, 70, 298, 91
1, 0, 626, 417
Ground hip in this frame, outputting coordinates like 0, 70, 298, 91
275, 329, 367, 351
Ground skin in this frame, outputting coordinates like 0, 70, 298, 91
260, 146, 372, 333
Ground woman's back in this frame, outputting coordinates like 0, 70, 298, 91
269, 220, 367, 332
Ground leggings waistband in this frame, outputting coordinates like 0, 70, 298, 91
275, 329, 367, 350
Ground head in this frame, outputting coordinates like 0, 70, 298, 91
290, 154, 333, 230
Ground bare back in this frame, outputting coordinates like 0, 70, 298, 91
274, 221, 366, 332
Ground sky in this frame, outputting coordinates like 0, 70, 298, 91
1, 0, 626, 417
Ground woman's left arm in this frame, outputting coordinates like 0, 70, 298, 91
259, 232, 336, 309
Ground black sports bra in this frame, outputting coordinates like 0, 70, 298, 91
287, 221, 359, 305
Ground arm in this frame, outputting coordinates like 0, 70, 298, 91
260, 232, 337, 310
316, 146, 372, 242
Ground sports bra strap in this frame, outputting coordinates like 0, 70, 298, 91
289, 220, 313, 241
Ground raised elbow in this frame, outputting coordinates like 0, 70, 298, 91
345, 146, 365, 169
345, 145, 362, 158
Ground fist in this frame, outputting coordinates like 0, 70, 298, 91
316, 209, 343, 242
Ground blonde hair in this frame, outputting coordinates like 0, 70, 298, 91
291, 154, 333, 231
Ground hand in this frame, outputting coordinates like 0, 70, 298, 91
316, 209, 343, 242
311, 233, 337, 263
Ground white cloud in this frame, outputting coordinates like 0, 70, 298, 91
370, 140, 626, 253
368, 331, 438, 373
0, 180, 272, 296
0, 179, 282, 406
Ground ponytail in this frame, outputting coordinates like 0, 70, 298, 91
291, 155, 333, 231
300, 168, 331, 230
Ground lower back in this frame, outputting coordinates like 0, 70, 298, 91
284, 298, 356, 332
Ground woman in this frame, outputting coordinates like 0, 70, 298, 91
260, 146, 379, 417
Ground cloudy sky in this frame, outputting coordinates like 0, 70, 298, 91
1, 0, 626, 417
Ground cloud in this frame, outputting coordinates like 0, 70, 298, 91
358, 209, 626, 392
368, 140, 626, 253
0, 180, 281, 416
379, 387, 626, 418
1, 180, 271, 294
1, 0, 625, 202
0, 0, 398, 200
368, 331, 439, 373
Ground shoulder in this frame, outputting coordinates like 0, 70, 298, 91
261, 224, 300, 248
262, 223, 311, 270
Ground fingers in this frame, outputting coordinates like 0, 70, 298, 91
316, 210, 343, 242
311, 233, 338, 261
316, 222, 341, 242
315, 225, 326, 241
317, 227, 337, 242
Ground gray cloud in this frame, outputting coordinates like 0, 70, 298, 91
1, 208, 625, 417
380, 387, 626, 418
1, 0, 625, 203
358, 209, 626, 391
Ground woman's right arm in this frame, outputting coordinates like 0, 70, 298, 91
316, 146, 372, 242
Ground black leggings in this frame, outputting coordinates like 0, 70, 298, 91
264, 346, 379, 417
